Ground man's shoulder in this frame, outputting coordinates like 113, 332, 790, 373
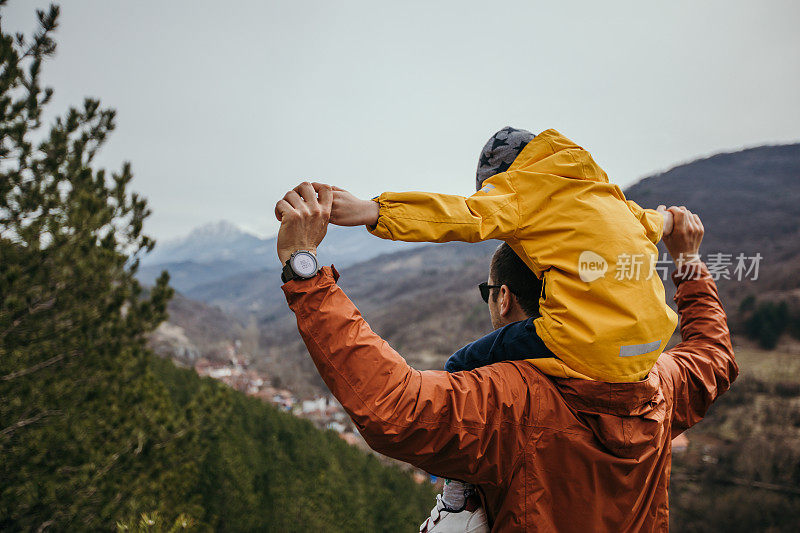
473, 360, 555, 399
449, 360, 550, 402
651, 350, 683, 392
474, 359, 549, 378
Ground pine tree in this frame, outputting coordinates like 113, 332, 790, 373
0, 3, 189, 528
0, 4, 436, 530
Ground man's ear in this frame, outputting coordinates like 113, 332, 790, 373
499, 285, 515, 317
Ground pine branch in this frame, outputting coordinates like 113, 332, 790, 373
0, 409, 61, 438
0, 296, 56, 340
0, 349, 75, 381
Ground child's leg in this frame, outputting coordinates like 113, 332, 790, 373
444, 317, 554, 372
440, 319, 552, 511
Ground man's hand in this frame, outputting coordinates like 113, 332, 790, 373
274, 182, 332, 264
660, 205, 704, 268
311, 183, 379, 227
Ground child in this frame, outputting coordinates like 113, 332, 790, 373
326, 127, 678, 529
356, 127, 678, 381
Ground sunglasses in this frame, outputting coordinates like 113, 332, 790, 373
478, 282, 504, 303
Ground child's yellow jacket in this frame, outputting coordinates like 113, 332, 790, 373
368, 129, 678, 382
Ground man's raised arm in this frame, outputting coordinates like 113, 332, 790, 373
283, 266, 535, 484
655, 207, 738, 435
274, 182, 536, 485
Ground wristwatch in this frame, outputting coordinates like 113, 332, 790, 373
281, 250, 319, 283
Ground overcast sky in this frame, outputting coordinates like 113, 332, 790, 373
5, 0, 799, 241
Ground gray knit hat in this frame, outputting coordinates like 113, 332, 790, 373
476, 127, 536, 190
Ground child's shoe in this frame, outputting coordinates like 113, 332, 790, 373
419, 492, 488, 532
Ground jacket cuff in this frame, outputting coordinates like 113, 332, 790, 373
367, 194, 394, 240
653, 210, 665, 243
282, 265, 340, 315
671, 260, 709, 286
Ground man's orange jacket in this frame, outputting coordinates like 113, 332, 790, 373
282, 262, 737, 532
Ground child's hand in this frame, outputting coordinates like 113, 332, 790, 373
312, 183, 379, 227
657, 205, 674, 236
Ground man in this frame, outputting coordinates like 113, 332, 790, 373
275, 182, 737, 531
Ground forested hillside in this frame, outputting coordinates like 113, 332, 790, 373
1, 334, 435, 530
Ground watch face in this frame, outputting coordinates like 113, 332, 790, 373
290, 252, 318, 278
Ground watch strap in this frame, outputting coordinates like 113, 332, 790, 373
281, 261, 295, 283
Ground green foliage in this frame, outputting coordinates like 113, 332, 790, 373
670, 485, 800, 533
116, 511, 197, 533
738, 295, 756, 314
115, 359, 437, 532
739, 298, 800, 349
0, 4, 435, 531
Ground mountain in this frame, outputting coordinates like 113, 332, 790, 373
138, 220, 423, 293
142, 220, 269, 266
151, 240, 499, 395
250, 240, 500, 395
625, 143, 800, 302
148, 291, 253, 363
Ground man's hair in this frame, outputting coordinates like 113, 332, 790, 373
490, 243, 543, 318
